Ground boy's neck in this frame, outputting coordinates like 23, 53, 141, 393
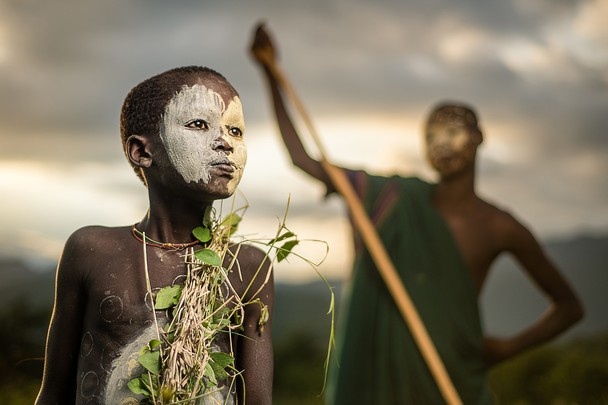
139, 191, 212, 244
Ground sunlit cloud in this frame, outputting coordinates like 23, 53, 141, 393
0, 26, 8, 65
0, 161, 147, 258
571, 0, 608, 67
406, 55, 447, 81
499, 39, 555, 76
438, 27, 495, 64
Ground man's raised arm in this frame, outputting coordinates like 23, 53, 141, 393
250, 23, 332, 189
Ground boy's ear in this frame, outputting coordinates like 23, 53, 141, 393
127, 135, 153, 168
472, 128, 483, 146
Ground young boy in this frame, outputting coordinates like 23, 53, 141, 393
36, 66, 273, 404
250, 24, 583, 404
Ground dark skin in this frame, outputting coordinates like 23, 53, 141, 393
36, 74, 273, 404
250, 24, 583, 368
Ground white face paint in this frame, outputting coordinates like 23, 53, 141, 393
160, 83, 247, 194
425, 122, 478, 176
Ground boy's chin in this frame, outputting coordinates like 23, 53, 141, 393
198, 181, 240, 201
210, 190, 237, 201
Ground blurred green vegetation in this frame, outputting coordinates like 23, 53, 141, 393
488, 334, 608, 404
0, 299, 47, 404
2, 299, 606, 404
273, 331, 327, 405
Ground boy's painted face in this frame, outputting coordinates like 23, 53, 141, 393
425, 121, 479, 177
160, 83, 247, 196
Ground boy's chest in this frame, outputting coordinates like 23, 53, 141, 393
82, 251, 190, 334
81, 248, 244, 332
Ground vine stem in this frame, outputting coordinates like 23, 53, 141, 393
142, 232, 161, 404
142, 232, 161, 342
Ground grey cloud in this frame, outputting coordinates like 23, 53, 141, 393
1, 0, 598, 138
0, 0, 256, 137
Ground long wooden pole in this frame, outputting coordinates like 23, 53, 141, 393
261, 54, 462, 405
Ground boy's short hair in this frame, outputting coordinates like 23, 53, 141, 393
119, 66, 233, 184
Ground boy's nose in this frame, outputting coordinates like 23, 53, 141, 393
212, 136, 233, 152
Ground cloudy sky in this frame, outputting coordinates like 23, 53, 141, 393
1, 0, 606, 283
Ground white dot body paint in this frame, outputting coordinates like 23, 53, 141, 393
104, 323, 235, 404
104, 324, 158, 403
160, 84, 247, 193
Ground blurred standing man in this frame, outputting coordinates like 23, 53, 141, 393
250, 24, 583, 404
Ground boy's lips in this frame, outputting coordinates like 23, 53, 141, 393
211, 160, 237, 174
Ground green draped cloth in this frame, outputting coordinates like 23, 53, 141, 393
326, 171, 493, 405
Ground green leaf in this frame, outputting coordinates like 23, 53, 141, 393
233, 311, 242, 328
277, 240, 299, 262
211, 307, 231, 328
210, 351, 234, 368
221, 213, 241, 227
204, 362, 218, 386
148, 339, 162, 350
128, 376, 151, 396
192, 226, 212, 243
210, 352, 234, 381
212, 306, 230, 320
268, 231, 295, 245
213, 317, 231, 329
220, 213, 241, 235
203, 206, 214, 227
139, 350, 161, 374
194, 248, 222, 266
211, 364, 229, 381
259, 303, 269, 332
160, 385, 175, 402
155, 285, 182, 310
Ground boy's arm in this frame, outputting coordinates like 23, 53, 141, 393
235, 245, 274, 404
36, 232, 87, 404
250, 23, 332, 189
484, 216, 584, 367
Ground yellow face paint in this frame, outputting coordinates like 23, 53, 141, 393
425, 122, 478, 176
222, 96, 247, 174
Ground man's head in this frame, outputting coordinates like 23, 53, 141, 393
120, 66, 246, 200
424, 102, 483, 178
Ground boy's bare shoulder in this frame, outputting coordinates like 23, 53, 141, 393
228, 242, 273, 295
230, 242, 270, 266
55, 226, 134, 285
64, 225, 133, 256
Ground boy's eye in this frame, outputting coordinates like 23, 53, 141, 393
185, 119, 209, 130
229, 127, 243, 137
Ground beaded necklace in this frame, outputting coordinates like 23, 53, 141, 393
131, 224, 199, 250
